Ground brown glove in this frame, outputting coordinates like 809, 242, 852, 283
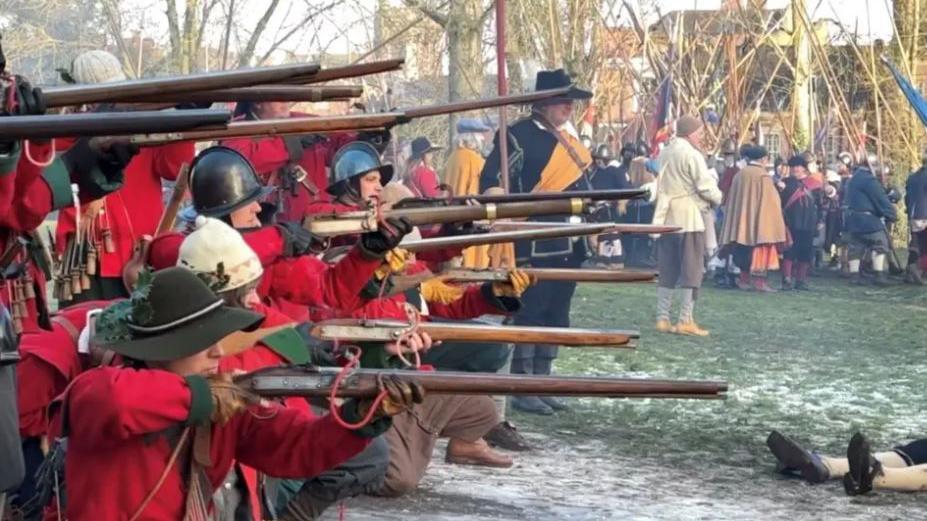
359, 374, 426, 418
207, 373, 261, 424
492, 269, 535, 298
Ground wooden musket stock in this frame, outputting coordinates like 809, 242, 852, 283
0, 109, 231, 140
42, 63, 322, 107
236, 365, 728, 400
442, 268, 658, 284
311, 319, 639, 347
304, 198, 592, 237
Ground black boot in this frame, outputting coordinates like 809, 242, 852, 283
484, 421, 533, 451
844, 432, 883, 496
766, 430, 830, 484
511, 396, 554, 415
533, 357, 570, 411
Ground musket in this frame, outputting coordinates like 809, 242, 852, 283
489, 221, 681, 235
235, 365, 728, 400
292, 58, 404, 84
42, 63, 322, 107
304, 198, 594, 237
0, 109, 231, 140
392, 188, 648, 209
128, 85, 363, 104
125, 88, 572, 146
398, 223, 618, 253
441, 268, 658, 284
311, 319, 639, 347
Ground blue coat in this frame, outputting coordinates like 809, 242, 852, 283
845, 167, 897, 234
904, 167, 927, 220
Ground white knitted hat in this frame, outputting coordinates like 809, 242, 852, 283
70, 50, 127, 84
177, 216, 263, 292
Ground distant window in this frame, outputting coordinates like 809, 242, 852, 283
766, 134, 781, 160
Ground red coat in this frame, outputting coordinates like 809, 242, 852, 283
60, 366, 369, 521
406, 164, 442, 198
1, 143, 75, 333
55, 142, 194, 277
221, 115, 355, 222
16, 301, 112, 437
146, 226, 382, 322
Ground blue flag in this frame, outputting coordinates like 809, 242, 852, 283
882, 55, 927, 129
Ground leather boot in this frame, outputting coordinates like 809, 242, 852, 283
538, 396, 571, 411
484, 421, 532, 451
794, 262, 811, 291
752, 275, 777, 293
445, 438, 514, 468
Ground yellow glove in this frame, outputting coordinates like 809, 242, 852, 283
492, 269, 535, 298
374, 248, 411, 279
420, 277, 466, 304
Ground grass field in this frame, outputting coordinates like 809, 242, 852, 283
342, 273, 927, 520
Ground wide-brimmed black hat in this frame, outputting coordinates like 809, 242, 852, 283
409, 137, 442, 162
93, 267, 263, 361
534, 69, 592, 103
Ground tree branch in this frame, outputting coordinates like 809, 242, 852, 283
402, 0, 448, 27
254, 0, 342, 65
237, 0, 281, 66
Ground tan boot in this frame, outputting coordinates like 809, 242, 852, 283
674, 321, 710, 337
655, 319, 675, 333
445, 438, 514, 468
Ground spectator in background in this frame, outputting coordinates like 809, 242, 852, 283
623, 157, 658, 267
404, 137, 444, 198
445, 119, 492, 268
904, 149, 927, 285
845, 154, 897, 286
718, 145, 787, 292
779, 155, 821, 290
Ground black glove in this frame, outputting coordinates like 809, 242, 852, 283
293, 323, 338, 366
175, 101, 214, 110
61, 138, 133, 199
438, 220, 478, 237
276, 221, 322, 257
359, 217, 413, 257
14, 76, 45, 116
358, 129, 392, 154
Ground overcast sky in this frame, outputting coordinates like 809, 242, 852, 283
120, 0, 895, 64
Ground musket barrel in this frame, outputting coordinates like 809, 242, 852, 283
399, 223, 614, 253
419, 323, 637, 347
0, 109, 231, 140
43, 63, 322, 107
305, 198, 593, 237
489, 221, 681, 234
237, 366, 728, 399
293, 58, 405, 84
128, 85, 364, 104
129, 113, 400, 146
442, 268, 658, 283
393, 188, 648, 208
404, 88, 571, 118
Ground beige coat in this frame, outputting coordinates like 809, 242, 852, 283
652, 137, 723, 233
719, 163, 787, 246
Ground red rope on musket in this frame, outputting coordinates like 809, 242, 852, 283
327, 344, 388, 430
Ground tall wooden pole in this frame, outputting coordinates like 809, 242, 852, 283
496, 0, 510, 193
791, 0, 812, 150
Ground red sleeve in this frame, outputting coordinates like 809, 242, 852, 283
148, 232, 186, 270
152, 141, 196, 181
17, 355, 69, 437
426, 285, 500, 319
241, 226, 285, 267
233, 404, 369, 478
0, 144, 58, 231
67, 367, 193, 445
265, 246, 381, 312
417, 167, 442, 198
219, 344, 286, 373
303, 201, 357, 217
222, 137, 289, 181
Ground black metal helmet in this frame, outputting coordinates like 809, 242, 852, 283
635, 141, 650, 157
592, 144, 612, 161
188, 146, 274, 218
620, 142, 636, 158
327, 141, 394, 197
720, 138, 737, 155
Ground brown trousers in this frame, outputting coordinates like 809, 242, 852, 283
375, 394, 498, 497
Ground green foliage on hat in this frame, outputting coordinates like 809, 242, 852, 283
94, 268, 156, 343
